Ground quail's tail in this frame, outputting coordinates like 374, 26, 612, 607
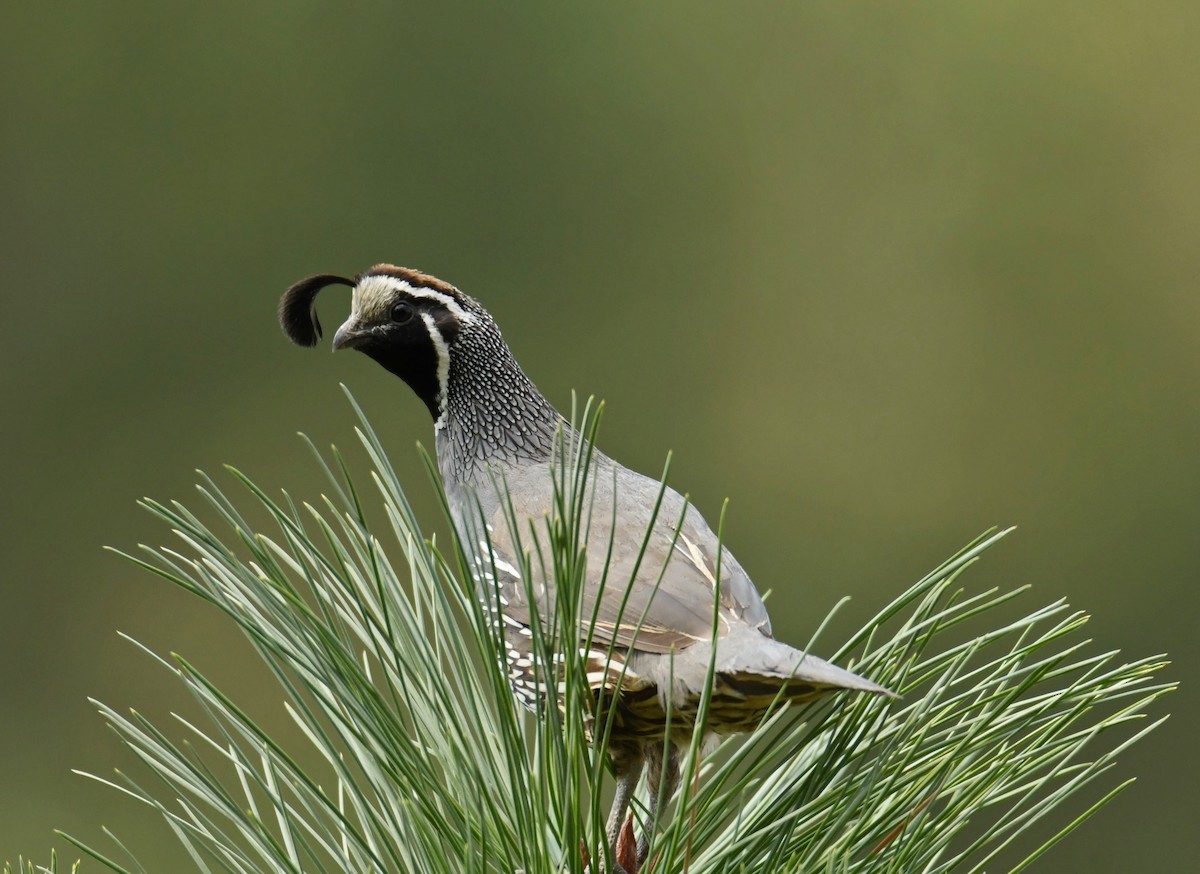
625, 625, 898, 714
717, 626, 897, 701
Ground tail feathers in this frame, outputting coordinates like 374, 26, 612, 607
624, 625, 897, 709
718, 628, 896, 699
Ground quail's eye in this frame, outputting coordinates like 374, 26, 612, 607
390, 302, 414, 324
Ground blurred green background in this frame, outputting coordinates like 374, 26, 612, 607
2, 2, 1196, 870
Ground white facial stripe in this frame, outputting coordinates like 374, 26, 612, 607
355, 275, 477, 325
401, 283, 475, 321
419, 312, 451, 430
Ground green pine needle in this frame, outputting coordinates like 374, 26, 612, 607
4, 852, 80, 874
58, 391, 1173, 873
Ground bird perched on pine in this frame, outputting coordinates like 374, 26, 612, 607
280, 264, 892, 871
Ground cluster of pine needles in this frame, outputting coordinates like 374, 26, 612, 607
15, 392, 1174, 873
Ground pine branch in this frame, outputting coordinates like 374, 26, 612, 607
61, 393, 1173, 873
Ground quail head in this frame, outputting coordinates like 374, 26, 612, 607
280, 263, 892, 869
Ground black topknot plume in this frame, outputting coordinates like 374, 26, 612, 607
279, 273, 355, 346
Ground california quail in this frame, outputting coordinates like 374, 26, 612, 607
280, 264, 892, 869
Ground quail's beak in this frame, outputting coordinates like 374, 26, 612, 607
332, 318, 365, 351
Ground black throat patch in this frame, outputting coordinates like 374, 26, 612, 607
363, 325, 445, 421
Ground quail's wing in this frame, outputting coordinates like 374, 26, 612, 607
478, 463, 772, 655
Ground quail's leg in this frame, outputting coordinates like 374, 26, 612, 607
605, 742, 645, 873
637, 741, 680, 865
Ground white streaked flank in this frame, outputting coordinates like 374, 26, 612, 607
492, 557, 523, 579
